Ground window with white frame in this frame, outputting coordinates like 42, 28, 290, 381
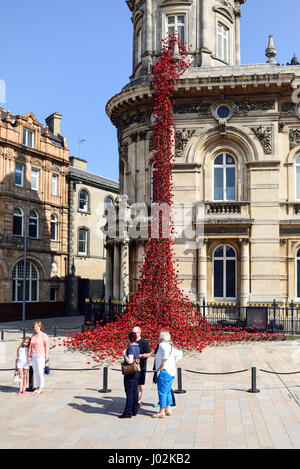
23, 128, 35, 148
137, 27, 142, 63
50, 214, 58, 241
296, 156, 300, 200
29, 210, 38, 238
13, 208, 24, 236
78, 228, 88, 255
15, 164, 24, 187
217, 23, 229, 63
52, 174, 58, 196
31, 168, 39, 191
12, 260, 39, 302
79, 189, 89, 212
213, 245, 236, 300
167, 15, 185, 42
214, 153, 236, 201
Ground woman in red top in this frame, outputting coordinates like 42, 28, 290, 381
28, 321, 49, 395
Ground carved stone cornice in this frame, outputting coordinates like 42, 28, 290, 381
251, 126, 272, 154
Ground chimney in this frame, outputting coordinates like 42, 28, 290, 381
45, 112, 62, 135
69, 156, 87, 171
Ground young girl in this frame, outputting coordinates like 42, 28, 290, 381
15, 337, 31, 395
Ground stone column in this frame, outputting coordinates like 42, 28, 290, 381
120, 240, 130, 301
201, 0, 213, 66
105, 245, 113, 301
235, 11, 241, 65
198, 239, 207, 301
113, 243, 120, 300
240, 239, 250, 307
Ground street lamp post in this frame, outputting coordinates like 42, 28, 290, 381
22, 214, 28, 323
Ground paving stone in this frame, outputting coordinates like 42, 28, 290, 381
1, 317, 300, 449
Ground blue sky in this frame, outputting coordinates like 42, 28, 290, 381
1, 0, 299, 181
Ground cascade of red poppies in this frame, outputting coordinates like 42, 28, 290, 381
61, 37, 285, 362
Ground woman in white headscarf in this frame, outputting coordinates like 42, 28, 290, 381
152, 331, 182, 418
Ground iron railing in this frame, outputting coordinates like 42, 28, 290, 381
84, 298, 300, 335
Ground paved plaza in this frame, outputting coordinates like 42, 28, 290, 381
1, 317, 300, 449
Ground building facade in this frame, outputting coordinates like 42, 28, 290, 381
105, 0, 300, 308
0, 110, 69, 320
67, 157, 119, 314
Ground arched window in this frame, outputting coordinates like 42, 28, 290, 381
296, 248, 300, 298
213, 153, 236, 201
137, 27, 142, 63
29, 210, 38, 238
78, 228, 89, 256
12, 260, 39, 302
213, 245, 236, 299
50, 214, 58, 241
217, 23, 229, 63
13, 208, 24, 236
105, 196, 114, 206
79, 189, 89, 212
296, 156, 300, 200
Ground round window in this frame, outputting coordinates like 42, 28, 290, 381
216, 105, 231, 119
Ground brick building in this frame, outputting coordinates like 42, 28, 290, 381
0, 109, 69, 320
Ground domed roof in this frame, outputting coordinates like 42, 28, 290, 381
291, 53, 300, 65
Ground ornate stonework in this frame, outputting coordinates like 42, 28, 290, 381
173, 100, 275, 116
251, 126, 273, 154
175, 129, 196, 158
281, 102, 296, 115
289, 129, 300, 149
233, 100, 275, 113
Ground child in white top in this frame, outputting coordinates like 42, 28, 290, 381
15, 337, 31, 395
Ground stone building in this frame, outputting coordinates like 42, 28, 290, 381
67, 157, 119, 314
105, 0, 300, 308
0, 109, 69, 320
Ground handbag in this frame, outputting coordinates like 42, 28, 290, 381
44, 362, 50, 375
13, 371, 20, 383
121, 346, 141, 375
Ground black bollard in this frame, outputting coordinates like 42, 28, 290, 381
174, 368, 186, 394
0, 330, 4, 341
53, 325, 57, 337
23, 328, 26, 339
98, 367, 111, 393
248, 367, 260, 393
26, 366, 35, 392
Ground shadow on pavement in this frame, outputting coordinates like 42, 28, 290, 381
69, 395, 155, 417
0, 384, 18, 393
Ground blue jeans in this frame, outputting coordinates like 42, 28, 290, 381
157, 370, 174, 408
123, 372, 140, 417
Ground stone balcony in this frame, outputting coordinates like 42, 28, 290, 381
205, 201, 250, 217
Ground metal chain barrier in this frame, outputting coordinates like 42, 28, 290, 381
0, 324, 84, 341
1, 363, 300, 397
